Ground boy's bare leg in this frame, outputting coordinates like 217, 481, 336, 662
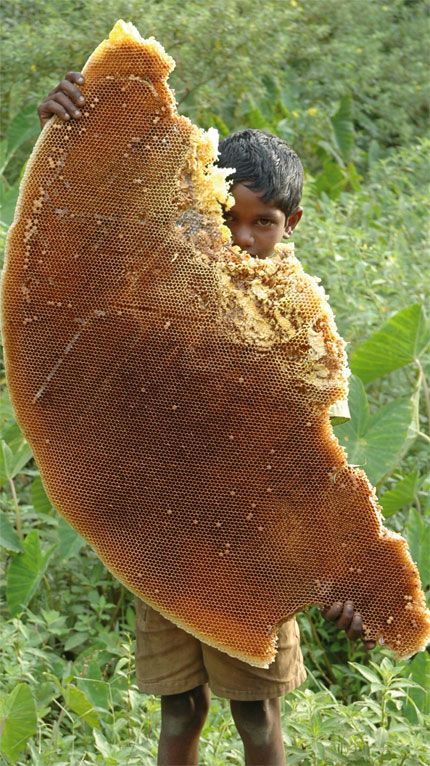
230, 697, 286, 766
157, 684, 211, 766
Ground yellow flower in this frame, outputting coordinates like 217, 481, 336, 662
30, 64, 37, 72
307, 107, 318, 117
292, 110, 299, 118
290, 0, 298, 6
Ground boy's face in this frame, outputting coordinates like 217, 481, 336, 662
224, 183, 302, 259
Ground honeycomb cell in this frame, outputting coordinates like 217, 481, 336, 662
1, 20, 430, 668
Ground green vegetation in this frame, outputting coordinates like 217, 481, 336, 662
1, 0, 429, 762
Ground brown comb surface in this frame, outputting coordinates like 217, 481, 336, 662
2, 21, 429, 667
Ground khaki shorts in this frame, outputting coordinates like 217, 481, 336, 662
135, 599, 307, 701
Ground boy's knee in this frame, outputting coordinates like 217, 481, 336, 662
161, 684, 210, 736
230, 698, 280, 744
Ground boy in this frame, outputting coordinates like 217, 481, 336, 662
38, 72, 375, 766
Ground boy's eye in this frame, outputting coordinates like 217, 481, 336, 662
258, 218, 273, 227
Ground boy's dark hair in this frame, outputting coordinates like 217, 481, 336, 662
217, 129, 304, 218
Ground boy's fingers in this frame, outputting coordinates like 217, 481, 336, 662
51, 91, 83, 119
66, 71, 85, 85
323, 601, 377, 650
39, 93, 82, 119
323, 601, 343, 621
57, 79, 85, 107
336, 600, 354, 629
346, 612, 363, 641
38, 100, 71, 124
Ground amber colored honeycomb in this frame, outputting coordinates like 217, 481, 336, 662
2, 21, 429, 667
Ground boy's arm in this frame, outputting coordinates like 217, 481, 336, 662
38, 71, 86, 129
323, 601, 376, 650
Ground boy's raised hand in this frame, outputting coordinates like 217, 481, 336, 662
37, 72, 85, 129
323, 600, 376, 650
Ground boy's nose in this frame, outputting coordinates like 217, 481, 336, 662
232, 225, 254, 250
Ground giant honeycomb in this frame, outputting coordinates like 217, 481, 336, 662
2, 20, 430, 667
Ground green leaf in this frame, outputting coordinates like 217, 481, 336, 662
331, 95, 355, 163
0, 437, 32, 489
243, 103, 268, 129
380, 473, 418, 517
0, 683, 37, 762
64, 632, 90, 652
350, 304, 430, 383
31, 476, 52, 515
79, 680, 110, 715
404, 652, 430, 720
0, 512, 22, 552
63, 685, 100, 729
348, 662, 381, 685
405, 507, 430, 589
0, 179, 21, 228
334, 377, 414, 485
93, 729, 111, 758
0, 388, 18, 438
57, 516, 84, 558
0, 105, 39, 175
6, 530, 55, 616
314, 155, 346, 199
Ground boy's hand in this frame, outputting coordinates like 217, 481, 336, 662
322, 600, 376, 651
37, 72, 85, 129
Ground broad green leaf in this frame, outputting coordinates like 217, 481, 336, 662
331, 95, 355, 163
0, 105, 39, 175
0, 441, 14, 485
0, 683, 37, 762
405, 507, 430, 589
0, 388, 18, 437
403, 652, 430, 721
348, 662, 381, 685
380, 473, 418, 517
6, 530, 55, 616
0, 512, 22, 552
57, 516, 84, 558
31, 476, 52, 515
1, 422, 28, 456
64, 632, 90, 652
243, 103, 268, 129
79, 677, 110, 715
0, 437, 33, 489
367, 139, 382, 168
334, 377, 414, 485
314, 155, 346, 199
317, 139, 345, 168
93, 729, 111, 758
63, 685, 100, 729
0, 179, 21, 228
350, 304, 430, 383
0, 139, 7, 173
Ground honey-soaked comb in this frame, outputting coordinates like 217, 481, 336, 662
2, 20, 429, 667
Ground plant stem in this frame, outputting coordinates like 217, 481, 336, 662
109, 587, 125, 629
8, 475, 22, 539
301, 629, 334, 687
212, 719, 230, 759
306, 612, 337, 684
416, 430, 430, 443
